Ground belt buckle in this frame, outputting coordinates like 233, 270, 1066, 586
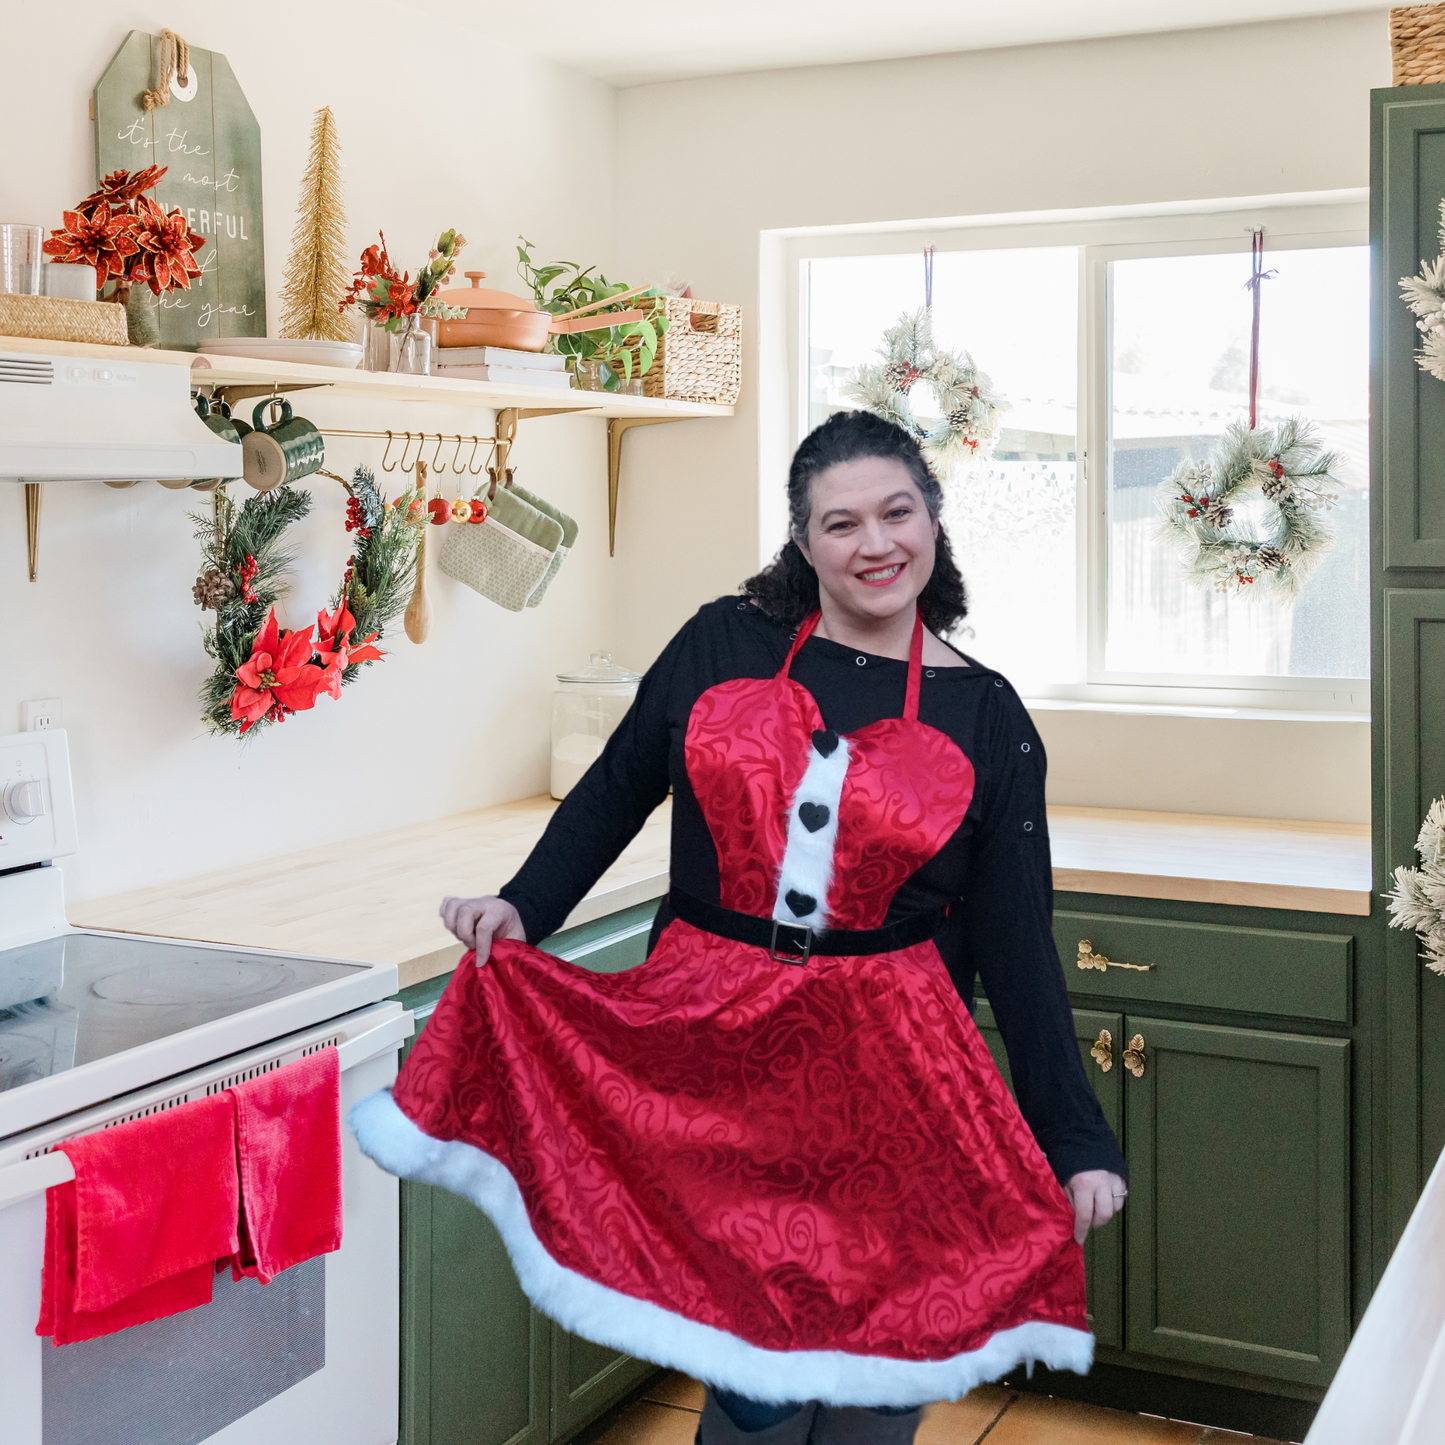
770, 919, 813, 966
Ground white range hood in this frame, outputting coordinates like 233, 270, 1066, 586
0, 349, 243, 484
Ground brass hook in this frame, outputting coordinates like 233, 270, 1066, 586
467, 436, 486, 475
398, 432, 421, 473
431, 432, 448, 473
451, 434, 466, 473
381, 430, 400, 472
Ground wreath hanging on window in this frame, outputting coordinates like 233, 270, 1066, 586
1155, 229, 1341, 598
843, 308, 1007, 479
191, 465, 425, 738
1400, 198, 1445, 384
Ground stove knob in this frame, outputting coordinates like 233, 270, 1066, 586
3, 779, 44, 824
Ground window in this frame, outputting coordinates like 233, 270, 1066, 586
792, 200, 1370, 708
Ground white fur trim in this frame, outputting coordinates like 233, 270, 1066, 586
772, 734, 851, 932
350, 1089, 1093, 1407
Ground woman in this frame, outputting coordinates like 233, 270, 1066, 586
352, 410, 1127, 1445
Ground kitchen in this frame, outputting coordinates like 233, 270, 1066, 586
1, 5, 1442, 1445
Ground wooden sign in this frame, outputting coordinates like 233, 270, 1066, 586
93, 31, 266, 350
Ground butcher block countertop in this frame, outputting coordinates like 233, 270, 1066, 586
68, 798, 1373, 989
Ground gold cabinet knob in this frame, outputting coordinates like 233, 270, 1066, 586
1122, 1033, 1146, 1078
1090, 1029, 1113, 1073
1077, 941, 1155, 973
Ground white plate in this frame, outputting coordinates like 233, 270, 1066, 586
197, 338, 363, 369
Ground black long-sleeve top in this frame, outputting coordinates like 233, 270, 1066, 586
501, 597, 1125, 1186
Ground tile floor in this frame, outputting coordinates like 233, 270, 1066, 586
596, 1373, 1294, 1445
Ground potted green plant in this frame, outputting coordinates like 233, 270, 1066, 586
516, 237, 670, 392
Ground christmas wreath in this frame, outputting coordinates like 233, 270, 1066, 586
1155, 419, 1341, 597
191, 466, 424, 737
843, 309, 1007, 479
1400, 198, 1445, 384
1386, 797, 1445, 978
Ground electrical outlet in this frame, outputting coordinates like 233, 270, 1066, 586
22, 698, 61, 732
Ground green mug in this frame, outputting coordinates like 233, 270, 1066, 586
183, 393, 241, 492
243, 397, 324, 491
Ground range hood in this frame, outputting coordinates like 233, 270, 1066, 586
0, 350, 243, 484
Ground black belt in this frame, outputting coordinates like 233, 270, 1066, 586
668, 888, 946, 966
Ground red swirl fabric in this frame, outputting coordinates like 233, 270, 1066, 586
393, 922, 1084, 1360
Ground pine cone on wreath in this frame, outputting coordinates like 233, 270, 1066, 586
946, 405, 973, 432
1255, 544, 1289, 571
193, 567, 235, 610
882, 360, 921, 393
1203, 499, 1234, 529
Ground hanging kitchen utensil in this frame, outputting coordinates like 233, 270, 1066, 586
434, 272, 648, 351
507, 479, 578, 608
439, 470, 563, 612
404, 458, 433, 644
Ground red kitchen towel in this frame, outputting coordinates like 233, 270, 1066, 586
230, 1047, 342, 1284
37, 1092, 239, 1345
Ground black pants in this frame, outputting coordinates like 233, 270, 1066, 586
700, 1387, 921, 1445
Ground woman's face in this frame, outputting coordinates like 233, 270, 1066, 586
797, 456, 937, 626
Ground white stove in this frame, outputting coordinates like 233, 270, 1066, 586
0, 730, 412, 1445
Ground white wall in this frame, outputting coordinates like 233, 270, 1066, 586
613, 12, 1390, 823
0, 1, 625, 901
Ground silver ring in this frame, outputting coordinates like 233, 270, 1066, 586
1112, 1191, 1128, 1198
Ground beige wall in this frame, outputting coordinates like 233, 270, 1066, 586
0, 2, 623, 901
611, 11, 1389, 822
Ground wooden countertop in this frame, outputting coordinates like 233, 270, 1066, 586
68, 795, 672, 989
68, 799, 1373, 989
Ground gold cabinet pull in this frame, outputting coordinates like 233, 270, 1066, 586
1077, 941, 1155, 973
1122, 1033, 1146, 1078
1090, 1029, 1113, 1073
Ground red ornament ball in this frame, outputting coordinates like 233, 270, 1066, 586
427, 497, 451, 525
468, 501, 487, 525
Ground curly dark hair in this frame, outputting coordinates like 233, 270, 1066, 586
742, 410, 969, 634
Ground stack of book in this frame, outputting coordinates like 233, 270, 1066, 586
434, 346, 574, 389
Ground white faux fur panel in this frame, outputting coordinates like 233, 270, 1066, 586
772, 734, 851, 932
349, 1089, 1093, 1407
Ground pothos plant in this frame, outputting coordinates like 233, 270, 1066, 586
516, 236, 670, 392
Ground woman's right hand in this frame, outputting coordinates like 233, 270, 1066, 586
440, 895, 527, 964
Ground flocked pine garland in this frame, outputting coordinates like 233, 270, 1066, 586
1400, 199, 1445, 385
1154, 418, 1342, 598
843, 309, 1007, 479
1386, 798, 1445, 977
191, 466, 424, 738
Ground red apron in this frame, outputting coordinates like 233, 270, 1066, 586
355, 611, 1090, 1405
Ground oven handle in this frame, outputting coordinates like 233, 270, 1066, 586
0, 1007, 414, 1209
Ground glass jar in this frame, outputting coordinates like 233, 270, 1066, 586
550, 652, 641, 800
391, 314, 432, 375
363, 321, 391, 372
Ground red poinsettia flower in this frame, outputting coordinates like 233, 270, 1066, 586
229, 611, 329, 734
314, 602, 384, 695
42, 207, 138, 280
128, 194, 206, 295
76, 165, 168, 216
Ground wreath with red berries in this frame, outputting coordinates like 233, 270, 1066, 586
1155, 418, 1342, 598
191, 466, 425, 738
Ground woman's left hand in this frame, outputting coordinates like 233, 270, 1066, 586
1064, 1170, 1128, 1244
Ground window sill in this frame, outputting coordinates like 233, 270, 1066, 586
1022, 696, 1369, 724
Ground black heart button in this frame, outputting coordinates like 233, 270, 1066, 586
785, 889, 817, 918
812, 729, 839, 758
798, 802, 830, 833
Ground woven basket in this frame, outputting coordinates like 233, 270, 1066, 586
0, 293, 127, 347
1392, 4, 1445, 85
634, 296, 741, 405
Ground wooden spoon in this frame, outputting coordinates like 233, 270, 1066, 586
404, 458, 432, 643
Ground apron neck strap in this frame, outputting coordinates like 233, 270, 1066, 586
778, 609, 927, 723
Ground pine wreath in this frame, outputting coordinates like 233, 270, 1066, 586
842, 309, 1007, 478
1155, 418, 1341, 598
192, 466, 424, 738
1400, 198, 1445, 385
1386, 796, 1445, 978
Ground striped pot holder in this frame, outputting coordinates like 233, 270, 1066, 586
439, 485, 564, 612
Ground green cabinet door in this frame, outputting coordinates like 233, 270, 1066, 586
1122, 1016, 1350, 1387
974, 1001, 1125, 1347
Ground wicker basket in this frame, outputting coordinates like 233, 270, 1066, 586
635, 296, 741, 405
1392, 4, 1445, 85
0, 293, 127, 347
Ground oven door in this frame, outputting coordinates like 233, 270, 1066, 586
0, 1001, 410, 1445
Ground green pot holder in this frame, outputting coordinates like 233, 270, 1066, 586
439, 484, 564, 612
508, 482, 579, 608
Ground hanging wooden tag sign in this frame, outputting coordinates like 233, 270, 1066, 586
92, 30, 266, 350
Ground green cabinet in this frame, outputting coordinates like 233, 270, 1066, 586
396, 903, 662, 1445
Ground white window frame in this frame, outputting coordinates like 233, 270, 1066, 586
775, 191, 1369, 716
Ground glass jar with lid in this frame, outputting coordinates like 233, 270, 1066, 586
550, 652, 641, 800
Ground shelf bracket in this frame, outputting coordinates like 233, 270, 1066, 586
24, 483, 40, 582
202, 381, 332, 410
607, 417, 683, 557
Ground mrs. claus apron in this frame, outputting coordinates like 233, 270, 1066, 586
351, 611, 1091, 1406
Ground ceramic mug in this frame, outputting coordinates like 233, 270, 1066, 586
243, 397, 324, 491
189, 395, 243, 492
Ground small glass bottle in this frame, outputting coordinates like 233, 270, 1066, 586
550, 652, 641, 800
391, 315, 432, 375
